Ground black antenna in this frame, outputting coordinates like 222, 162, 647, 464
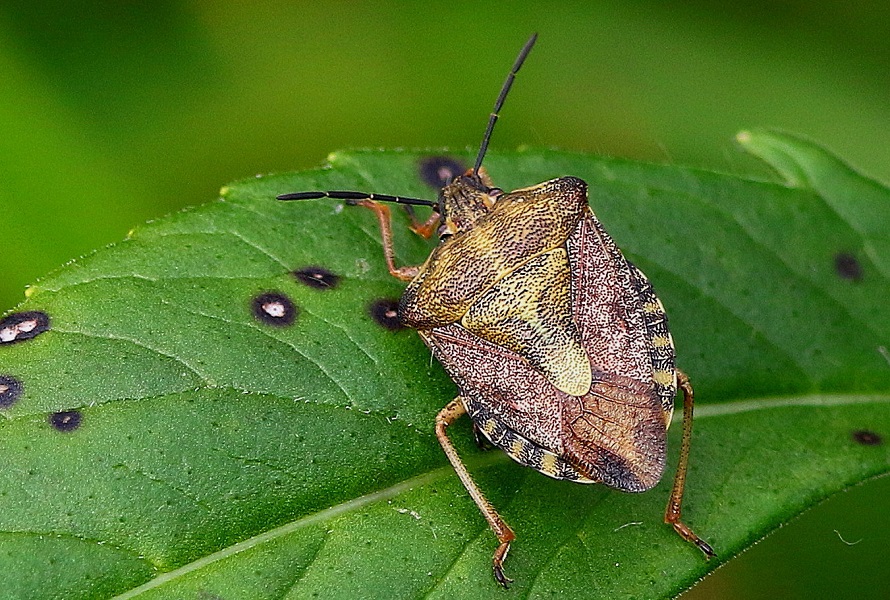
472, 33, 538, 176
278, 34, 537, 207
277, 190, 436, 207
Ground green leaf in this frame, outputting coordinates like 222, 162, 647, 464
1, 134, 888, 599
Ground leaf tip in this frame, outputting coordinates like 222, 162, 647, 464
734, 129, 811, 188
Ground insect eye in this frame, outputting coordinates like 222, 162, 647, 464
489, 188, 504, 200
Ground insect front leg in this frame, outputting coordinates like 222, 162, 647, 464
664, 370, 716, 558
353, 200, 421, 281
435, 398, 516, 588
402, 204, 441, 239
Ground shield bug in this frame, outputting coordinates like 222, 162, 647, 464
278, 33, 714, 587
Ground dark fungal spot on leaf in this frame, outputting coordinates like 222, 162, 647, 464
293, 266, 341, 290
49, 410, 82, 432
369, 298, 403, 331
0, 310, 50, 344
834, 252, 863, 281
252, 292, 297, 327
0, 375, 23, 409
419, 156, 467, 188
851, 429, 883, 446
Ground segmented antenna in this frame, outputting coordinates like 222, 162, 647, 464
277, 190, 436, 207
278, 34, 538, 206
472, 33, 538, 176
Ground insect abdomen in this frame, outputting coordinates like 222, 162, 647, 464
462, 395, 594, 483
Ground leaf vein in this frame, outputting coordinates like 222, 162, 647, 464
50, 328, 211, 384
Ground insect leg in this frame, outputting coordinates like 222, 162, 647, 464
471, 422, 495, 450
664, 370, 716, 558
402, 204, 440, 239
353, 200, 421, 281
436, 398, 516, 588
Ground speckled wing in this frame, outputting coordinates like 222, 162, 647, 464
420, 324, 666, 492
418, 207, 673, 492
562, 207, 674, 489
567, 209, 677, 421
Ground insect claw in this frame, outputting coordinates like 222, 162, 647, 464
493, 564, 513, 589
696, 538, 717, 560
671, 521, 715, 559
494, 568, 512, 589
492, 541, 513, 588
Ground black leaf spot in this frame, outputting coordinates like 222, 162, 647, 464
369, 298, 403, 331
419, 156, 467, 188
0, 375, 23, 409
834, 252, 863, 282
851, 429, 882, 446
252, 292, 298, 327
0, 311, 50, 344
49, 410, 82, 432
293, 266, 341, 290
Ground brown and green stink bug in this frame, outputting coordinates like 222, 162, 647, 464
278, 33, 714, 587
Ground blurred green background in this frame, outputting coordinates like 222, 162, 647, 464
0, 1, 887, 598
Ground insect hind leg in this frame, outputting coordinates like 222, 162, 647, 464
436, 398, 516, 588
663, 370, 715, 558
